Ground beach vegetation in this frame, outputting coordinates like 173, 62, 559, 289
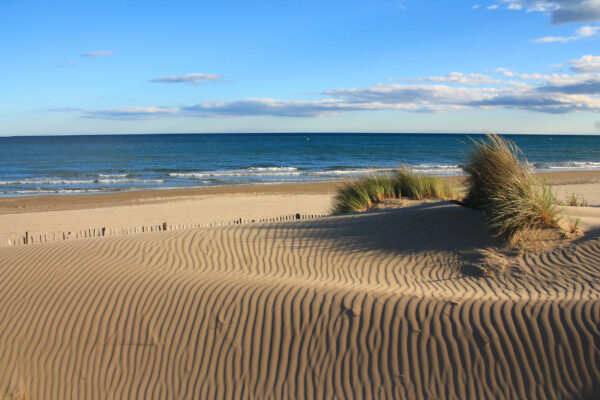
566, 192, 579, 207
394, 169, 459, 200
564, 192, 588, 207
567, 217, 581, 236
462, 134, 562, 247
332, 169, 459, 214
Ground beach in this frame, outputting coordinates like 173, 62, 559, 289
6, 0, 600, 395
0, 171, 599, 245
0, 171, 599, 398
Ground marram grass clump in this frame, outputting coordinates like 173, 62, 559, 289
462, 134, 562, 247
332, 169, 459, 214
394, 169, 459, 200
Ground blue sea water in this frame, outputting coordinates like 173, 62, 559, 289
0, 133, 598, 196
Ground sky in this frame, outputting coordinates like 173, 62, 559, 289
1, 0, 600, 135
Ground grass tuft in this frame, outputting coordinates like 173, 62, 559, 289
566, 192, 579, 207
394, 169, 459, 200
567, 217, 581, 236
564, 192, 588, 207
332, 169, 459, 214
462, 134, 562, 247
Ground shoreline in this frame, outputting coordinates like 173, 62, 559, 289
1, 170, 600, 215
0, 170, 598, 246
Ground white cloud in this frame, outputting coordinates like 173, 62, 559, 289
81, 50, 115, 58
472, 5, 481, 9
487, 5, 500, 9
576, 25, 600, 36
508, 3, 523, 9
568, 55, 600, 73
531, 24, 599, 43
532, 35, 575, 43
493, 68, 572, 82
149, 73, 223, 84
393, 72, 500, 85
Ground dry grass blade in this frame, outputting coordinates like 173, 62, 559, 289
332, 169, 459, 214
462, 134, 562, 247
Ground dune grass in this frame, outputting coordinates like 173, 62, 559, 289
564, 192, 588, 207
332, 169, 459, 214
462, 134, 562, 247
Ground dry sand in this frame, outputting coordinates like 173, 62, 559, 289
0, 171, 599, 246
1, 173, 600, 398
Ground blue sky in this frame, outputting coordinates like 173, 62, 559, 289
1, 0, 600, 135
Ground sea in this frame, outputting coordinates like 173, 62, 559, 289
0, 133, 598, 197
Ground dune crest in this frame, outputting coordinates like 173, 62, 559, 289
1, 202, 599, 399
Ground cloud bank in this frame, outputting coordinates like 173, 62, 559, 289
63, 54, 600, 120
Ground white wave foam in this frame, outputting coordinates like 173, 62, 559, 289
7, 189, 106, 195
308, 168, 387, 176
0, 178, 94, 185
97, 173, 129, 178
536, 161, 600, 171
309, 165, 463, 176
95, 178, 165, 184
170, 167, 300, 178
247, 167, 298, 172
0, 178, 164, 185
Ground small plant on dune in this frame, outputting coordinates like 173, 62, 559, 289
566, 192, 579, 207
332, 169, 459, 214
462, 134, 562, 247
565, 192, 588, 207
566, 217, 581, 236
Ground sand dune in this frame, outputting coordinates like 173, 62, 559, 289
1, 202, 600, 399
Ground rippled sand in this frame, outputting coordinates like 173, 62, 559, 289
1, 201, 599, 399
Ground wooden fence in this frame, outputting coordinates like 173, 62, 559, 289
3, 213, 331, 247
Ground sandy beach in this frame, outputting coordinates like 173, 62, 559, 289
1, 172, 600, 398
0, 171, 599, 246
6, 0, 600, 396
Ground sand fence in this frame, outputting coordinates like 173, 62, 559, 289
3, 213, 331, 246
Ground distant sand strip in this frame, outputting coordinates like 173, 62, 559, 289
1, 212, 330, 247
0, 193, 333, 247
1, 202, 599, 398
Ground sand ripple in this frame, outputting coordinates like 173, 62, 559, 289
1, 202, 599, 399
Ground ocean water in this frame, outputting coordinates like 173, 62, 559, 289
0, 133, 598, 196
